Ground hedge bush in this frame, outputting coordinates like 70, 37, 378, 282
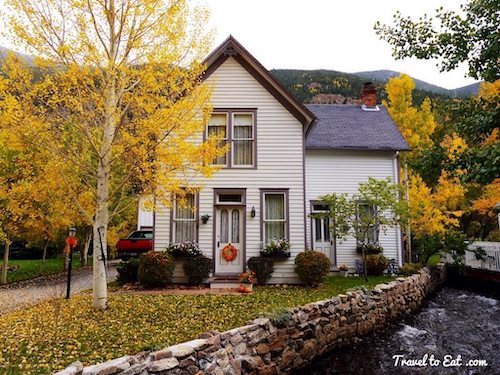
116, 258, 139, 284
138, 251, 175, 288
398, 262, 422, 277
247, 257, 275, 285
365, 254, 389, 276
295, 251, 330, 287
183, 256, 212, 284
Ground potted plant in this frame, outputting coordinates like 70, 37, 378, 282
238, 270, 256, 293
260, 238, 291, 258
338, 263, 349, 277
200, 214, 210, 224
166, 241, 202, 257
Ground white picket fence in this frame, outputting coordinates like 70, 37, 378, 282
465, 241, 500, 272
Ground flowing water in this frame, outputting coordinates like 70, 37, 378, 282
298, 287, 499, 374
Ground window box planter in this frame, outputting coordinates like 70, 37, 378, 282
260, 251, 291, 258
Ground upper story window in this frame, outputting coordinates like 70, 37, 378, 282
207, 110, 256, 168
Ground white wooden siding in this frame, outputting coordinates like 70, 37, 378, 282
155, 57, 305, 283
305, 150, 402, 270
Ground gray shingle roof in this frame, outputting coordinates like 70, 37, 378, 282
305, 104, 410, 151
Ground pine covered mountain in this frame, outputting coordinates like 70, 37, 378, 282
271, 69, 480, 106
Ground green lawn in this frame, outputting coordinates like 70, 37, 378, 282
3, 255, 90, 284
0, 275, 392, 374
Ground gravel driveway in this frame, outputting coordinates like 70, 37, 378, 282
0, 263, 118, 315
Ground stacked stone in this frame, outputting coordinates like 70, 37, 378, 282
56, 265, 446, 375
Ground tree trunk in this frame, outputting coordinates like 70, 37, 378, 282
92, 75, 117, 309
83, 233, 91, 266
40, 239, 49, 274
1, 241, 10, 284
362, 247, 368, 282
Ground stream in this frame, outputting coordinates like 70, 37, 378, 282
298, 286, 499, 374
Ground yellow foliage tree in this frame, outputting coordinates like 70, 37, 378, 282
383, 74, 436, 155
408, 171, 464, 238
2, 0, 223, 308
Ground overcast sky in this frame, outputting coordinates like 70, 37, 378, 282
199, 0, 479, 90
0, 0, 480, 90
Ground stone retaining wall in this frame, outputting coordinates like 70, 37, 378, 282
56, 265, 446, 375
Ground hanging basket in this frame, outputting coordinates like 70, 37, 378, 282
221, 244, 237, 261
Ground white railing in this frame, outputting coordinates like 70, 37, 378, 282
466, 242, 500, 272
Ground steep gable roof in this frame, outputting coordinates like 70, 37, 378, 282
305, 104, 410, 151
203, 36, 316, 135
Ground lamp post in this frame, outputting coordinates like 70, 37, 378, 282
65, 227, 77, 299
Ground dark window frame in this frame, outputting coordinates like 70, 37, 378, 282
260, 188, 290, 244
205, 108, 257, 169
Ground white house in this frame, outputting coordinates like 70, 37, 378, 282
148, 36, 409, 284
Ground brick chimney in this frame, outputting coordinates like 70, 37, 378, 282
360, 82, 377, 108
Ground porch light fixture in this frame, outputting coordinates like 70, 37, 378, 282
250, 206, 256, 218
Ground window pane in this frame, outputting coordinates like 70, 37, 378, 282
208, 114, 227, 165
233, 140, 253, 165
324, 217, 331, 241
231, 209, 240, 243
234, 125, 252, 139
175, 194, 195, 219
265, 222, 285, 242
265, 194, 284, 220
218, 194, 242, 203
234, 113, 252, 126
209, 113, 227, 127
314, 218, 322, 241
175, 222, 195, 242
220, 209, 228, 243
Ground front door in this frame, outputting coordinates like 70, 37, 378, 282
215, 206, 244, 275
312, 216, 336, 266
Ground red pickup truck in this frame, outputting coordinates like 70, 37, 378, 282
116, 230, 153, 258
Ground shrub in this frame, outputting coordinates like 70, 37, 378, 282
356, 243, 383, 255
413, 233, 443, 265
398, 262, 422, 277
295, 251, 330, 287
443, 230, 470, 265
183, 256, 212, 284
486, 229, 500, 242
365, 254, 389, 276
138, 251, 175, 288
116, 258, 139, 284
247, 257, 275, 285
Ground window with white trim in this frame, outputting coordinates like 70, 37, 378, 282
263, 192, 287, 242
207, 110, 255, 167
173, 193, 197, 243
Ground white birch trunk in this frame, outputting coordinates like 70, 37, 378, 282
83, 233, 91, 266
1, 241, 10, 284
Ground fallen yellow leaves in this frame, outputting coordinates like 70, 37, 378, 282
0, 276, 390, 374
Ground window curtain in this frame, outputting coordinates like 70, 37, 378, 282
233, 114, 253, 165
208, 114, 227, 165
220, 209, 228, 243
264, 193, 285, 241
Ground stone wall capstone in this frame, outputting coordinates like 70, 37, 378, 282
55, 265, 446, 375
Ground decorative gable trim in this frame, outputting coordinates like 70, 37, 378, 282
202, 36, 317, 135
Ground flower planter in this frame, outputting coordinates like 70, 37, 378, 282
260, 251, 291, 258
339, 270, 348, 277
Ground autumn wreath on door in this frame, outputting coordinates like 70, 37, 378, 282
221, 243, 237, 261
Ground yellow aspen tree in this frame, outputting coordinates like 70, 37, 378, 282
2, 0, 223, 309
383, 74, 436, 154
